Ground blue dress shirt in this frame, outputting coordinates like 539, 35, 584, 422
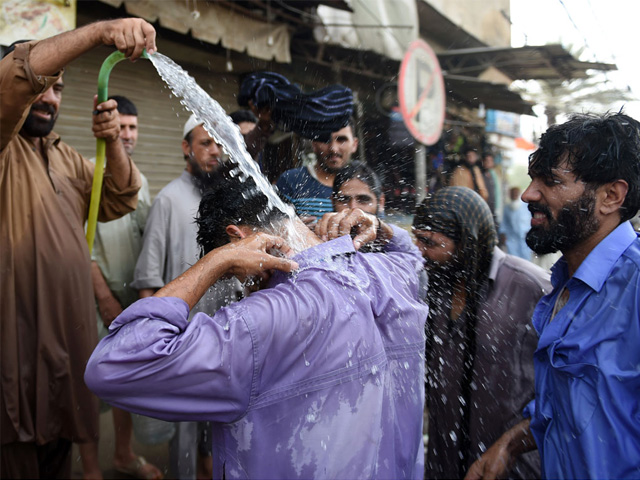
524, 221, 640, 479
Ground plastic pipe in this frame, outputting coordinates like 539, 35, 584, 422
85, 49, 149, 253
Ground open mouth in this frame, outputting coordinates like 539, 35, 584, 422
32, 110, 52, 120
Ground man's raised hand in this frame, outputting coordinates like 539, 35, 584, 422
221, 233, 298, 281
316, 209, 392, 250
96, 18, 157, 60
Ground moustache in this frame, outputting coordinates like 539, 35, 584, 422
528, 202, 552, 219
31, 102, 56, 116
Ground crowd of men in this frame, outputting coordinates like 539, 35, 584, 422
2, 18, 639, 480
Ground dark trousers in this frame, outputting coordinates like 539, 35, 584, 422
1, 438, 72, 479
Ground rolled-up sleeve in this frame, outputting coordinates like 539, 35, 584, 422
97, 157, 141, 221
85, 296, 254, 423
385, 225, 425, 275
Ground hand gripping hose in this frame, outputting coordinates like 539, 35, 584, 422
85, 49, 149, 252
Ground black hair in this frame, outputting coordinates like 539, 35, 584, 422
463, 144, 478, 155
229, 109, 257, 125
108, 95, 137, 116
2, 39, 30, 59
529, 111, 640, 222
196, 173, 288, 255
332, 161, 383, 203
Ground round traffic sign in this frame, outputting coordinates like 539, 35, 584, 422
398, 39, 445, 145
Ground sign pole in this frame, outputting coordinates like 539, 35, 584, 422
415, 144, 427, 204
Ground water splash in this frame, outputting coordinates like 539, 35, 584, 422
148, 52, 309, 252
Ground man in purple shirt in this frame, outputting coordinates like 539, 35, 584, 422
85, 175, 428, 479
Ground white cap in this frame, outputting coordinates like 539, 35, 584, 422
183, 113, 204, 139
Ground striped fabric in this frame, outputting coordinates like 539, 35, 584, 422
275, 166, 333, 218
238, 72, 353, 142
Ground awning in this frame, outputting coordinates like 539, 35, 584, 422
444, 75, 535, 116
98, 0, 292, 62
314, 0, 418, 61
437, 45, 617, 81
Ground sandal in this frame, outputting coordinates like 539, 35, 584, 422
114, 455, 163, 480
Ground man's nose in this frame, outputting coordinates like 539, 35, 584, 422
348, 198, 358, 209
40, 87, 57, 105
210, 143, 222, 156
521, 182, 538, 203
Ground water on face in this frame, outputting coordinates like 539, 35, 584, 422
148, 52, 309, 252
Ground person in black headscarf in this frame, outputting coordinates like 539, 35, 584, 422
412, 186, 549, 480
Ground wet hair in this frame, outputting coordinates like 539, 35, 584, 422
108, 95, 137, 116
229, 109, 257, 125
332, 161, 383, 203
196, 173, 288, 255
529, 111, 640, 222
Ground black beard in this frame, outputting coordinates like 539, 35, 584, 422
318, 157, 343, 175
525, 191, 600, 255
192, 171, 219, 193
187, 156, 220, 193
21, 103, 57, 137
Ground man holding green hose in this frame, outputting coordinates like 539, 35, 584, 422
0, 19, 156, 479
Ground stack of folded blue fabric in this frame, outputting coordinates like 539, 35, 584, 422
238, 72, 354, 142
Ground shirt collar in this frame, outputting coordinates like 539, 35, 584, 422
487, 246, 505, 282
269, 234, 355, 285
293, 234, 355, 269
552, 221, 638, 292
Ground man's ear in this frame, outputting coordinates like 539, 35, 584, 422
351, 137, 359, 153
599, 179, 628, 216
225, 225, 247, 243
378, 193, 385, 215
182, 139, 191, 158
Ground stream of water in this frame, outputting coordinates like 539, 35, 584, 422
148, 52, 309, 252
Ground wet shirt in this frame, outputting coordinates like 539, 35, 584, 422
524, 221, 640, 479
0, 42, 141, 444
275, 165, 333, 217
426, 248, 549, 479
131, 170, 241, 316
86, 227, 428, 479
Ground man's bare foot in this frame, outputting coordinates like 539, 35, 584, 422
113, 455, 163, 480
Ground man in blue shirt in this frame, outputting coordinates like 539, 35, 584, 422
276, 122, 358, 220
466, 112, 640, 479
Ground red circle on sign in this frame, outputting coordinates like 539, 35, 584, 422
398, 39, 445, 145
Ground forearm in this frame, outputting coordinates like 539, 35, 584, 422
154, 248, 232, 309
104, 137, 137, 191
28, 23, 103, 76
138, 288, 157, 299
91, 261, 123, 326
502, 419, 537, 456
465, 419, 536, 480
91, 261, 114, 303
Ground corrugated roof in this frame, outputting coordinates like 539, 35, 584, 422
444, 75, 535, 116
437, 44, 617, 81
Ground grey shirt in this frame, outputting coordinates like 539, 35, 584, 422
132, 170, 240, 316
425, 247, 550, 479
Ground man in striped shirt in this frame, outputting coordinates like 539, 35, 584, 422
276, 122, 358, 223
